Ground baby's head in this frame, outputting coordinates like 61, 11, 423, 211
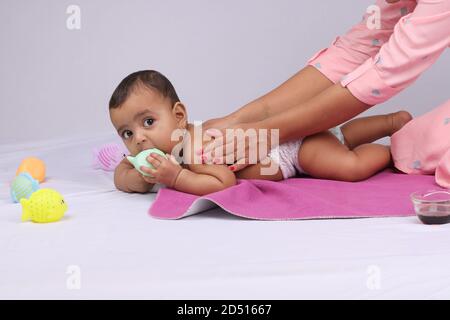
109, 70, 188, 156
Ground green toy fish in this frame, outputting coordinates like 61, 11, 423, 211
126, 148, 167, 177
20, 188, 68, 223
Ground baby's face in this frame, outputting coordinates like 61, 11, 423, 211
109, 85, 187, 156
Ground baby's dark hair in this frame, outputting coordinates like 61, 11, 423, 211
109, 70, 180, 109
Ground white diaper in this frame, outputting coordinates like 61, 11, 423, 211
268, 126, 345, 179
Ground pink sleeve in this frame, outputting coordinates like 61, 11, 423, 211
307, 0, 417, 83
435, 148, 450, 188
341, 0, 450, 105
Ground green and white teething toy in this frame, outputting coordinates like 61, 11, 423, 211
126, 148, 168, 177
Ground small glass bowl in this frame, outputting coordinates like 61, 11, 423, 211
411, 190, 450, 225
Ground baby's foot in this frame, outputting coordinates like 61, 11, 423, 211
388, 110, 413, 136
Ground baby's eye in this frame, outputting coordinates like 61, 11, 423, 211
122, 130, 132, 139
144, 118, 154, 127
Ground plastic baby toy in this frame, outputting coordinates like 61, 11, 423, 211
16, 157, 46, 183
10, 172, 40, 203
126, 148, 167, 177
20, 188, 68, 223
93, 143, 128, 171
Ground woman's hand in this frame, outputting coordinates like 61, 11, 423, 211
198, 121, 273, 172
140, 153, 183, 188
201, 115, 239, 132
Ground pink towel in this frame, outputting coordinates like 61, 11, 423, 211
148, 169, 444, 220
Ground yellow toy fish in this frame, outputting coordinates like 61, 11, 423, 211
20, 188, 68, 223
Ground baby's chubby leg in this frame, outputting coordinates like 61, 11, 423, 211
340, 111, 412, 149
298, 131, 391, 182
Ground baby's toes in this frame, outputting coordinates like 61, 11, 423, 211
391, 110, 413, 135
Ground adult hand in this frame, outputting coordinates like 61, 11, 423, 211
198, 121, 274, 172
201, 115, 238, 132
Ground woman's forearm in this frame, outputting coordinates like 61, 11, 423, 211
260, 84, 371, 144
225, 66, 334, 124
226, 97, 269, 124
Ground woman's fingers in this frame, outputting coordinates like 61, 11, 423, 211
227, 153, 250, 172
204, 138, 234, 164
229, 162, 249, 172
201, 124, 262, 165
203, 128, 235, 155
202, 137, 222, 163
203, 133, 248, 165
196, 121, 269, 170
215, 140, 240, 164
195, 123, 226, 155
202, 129, 224, 154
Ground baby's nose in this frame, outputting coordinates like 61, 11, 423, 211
135, 133, 147, 144
137, 137, 146, 144
137, 138, 154, 150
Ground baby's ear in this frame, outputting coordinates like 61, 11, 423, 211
172, 102, 188, 126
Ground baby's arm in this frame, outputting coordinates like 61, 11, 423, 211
114, 157, 155, 194
175, 140, 236, 195
173, 163, 236, 196
142, 153, 236, 196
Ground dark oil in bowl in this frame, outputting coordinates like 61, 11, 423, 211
417, 214, 450, 225
412, 191, 450, 225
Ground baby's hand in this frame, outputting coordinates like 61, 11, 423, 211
140, 153, 183, 188
141, 172, 157, 185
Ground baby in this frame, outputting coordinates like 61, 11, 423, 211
110, 70, 412, 196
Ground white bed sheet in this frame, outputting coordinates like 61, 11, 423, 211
1, 133, 450, 299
